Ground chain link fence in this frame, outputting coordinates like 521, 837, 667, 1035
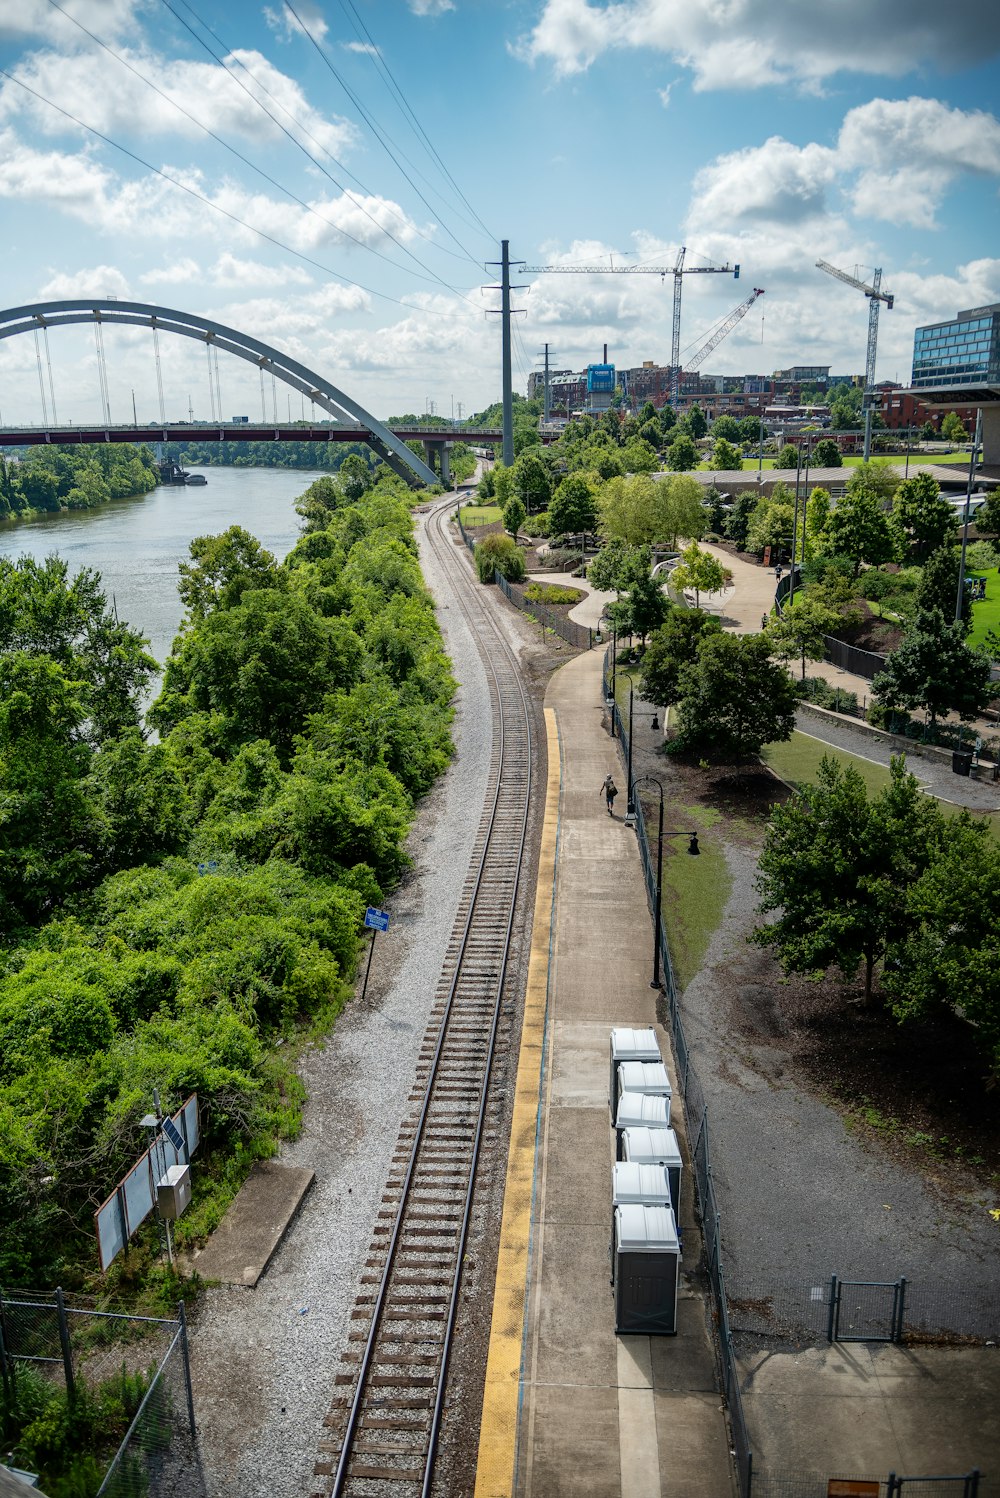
0, 1289, 202, 1497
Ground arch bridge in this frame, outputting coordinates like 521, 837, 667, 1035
0, 300, 500, 488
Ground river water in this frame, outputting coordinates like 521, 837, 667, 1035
0, 466, 317, 676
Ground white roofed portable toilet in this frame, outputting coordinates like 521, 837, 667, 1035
613, 1203, 680, 1335
614, 1092, 670, 1158
611, 1162, 673, 1285
614, 1060, 672, 1118
609, 1027, 660, 1114
621, 1126, 683, 1223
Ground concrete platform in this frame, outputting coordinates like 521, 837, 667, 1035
190, 1163, 315, 1287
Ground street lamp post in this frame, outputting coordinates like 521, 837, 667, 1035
633, 775, 665, 989
609, 623, 618, 737
625, 683, 635, 821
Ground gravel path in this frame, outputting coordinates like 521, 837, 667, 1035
187, 507, 493, 1498
678, 835, 1000, 1336
794, 707, 1000, 812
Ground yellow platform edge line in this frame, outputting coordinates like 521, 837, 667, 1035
473, 704, 561, 1498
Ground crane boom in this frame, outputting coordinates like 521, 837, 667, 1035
686, 288, 764, 374
522, 251, 741, 403
816, 258, 894, 308
816, 257, 895, 459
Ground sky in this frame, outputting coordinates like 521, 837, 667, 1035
0, 0, 998, 426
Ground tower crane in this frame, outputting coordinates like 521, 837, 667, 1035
522, 249, 740, 401
685, 287, 764, 375
816, 258, 894, 459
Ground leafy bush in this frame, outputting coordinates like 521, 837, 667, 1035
527, 509, 552, 537
523, 582, 584, 606
964, 540, 1000, 570
474, 533, 525, 584
794, 676, 859, 715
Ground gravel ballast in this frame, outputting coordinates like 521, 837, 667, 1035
186, 509, 493, 1498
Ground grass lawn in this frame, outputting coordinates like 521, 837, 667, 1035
457, 503, 502, 526
695, 452, 970, 473
966, 571, 1000, 648
764, 730, 1000, 839
656, 806, 730, 991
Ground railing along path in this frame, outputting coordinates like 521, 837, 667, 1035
315, 494, 533, 1497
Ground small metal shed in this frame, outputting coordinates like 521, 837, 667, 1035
621, 1126, 683, 1222
614, 1091, 671, 1157
613, 1203, 680, 1335
608, 1027, 661, 1113
613, 1060, 672, 1117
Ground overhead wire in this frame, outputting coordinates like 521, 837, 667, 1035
334, 0, 495, 244
0, 67, 472, 321
281, 0, 486, 269
168, 0, 488, 269
44, 0, 478, 300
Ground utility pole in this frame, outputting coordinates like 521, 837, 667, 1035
537, 342, 554, 423
486, 241, 525, 467
955, 408, 983, 622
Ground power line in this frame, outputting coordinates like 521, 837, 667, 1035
158, 0, 479, 292
335, 0, 495, 244
45, 0, 475, 300
0, 67, 471, 321
282, 0, 484, 270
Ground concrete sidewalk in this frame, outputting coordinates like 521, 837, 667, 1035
475, 649, 734, 1498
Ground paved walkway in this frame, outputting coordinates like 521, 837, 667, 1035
475, 650, 734, 1498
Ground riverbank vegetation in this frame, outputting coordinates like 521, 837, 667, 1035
170, 428, 476, 485
0, 444, 158, 519
0, 465, 454, 1291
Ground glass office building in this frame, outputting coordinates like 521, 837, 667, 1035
911, 304, 1000, 389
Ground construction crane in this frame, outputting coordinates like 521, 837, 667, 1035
685, 287, 764, 374
816, 258, 894, 458
522, 249, 740, 401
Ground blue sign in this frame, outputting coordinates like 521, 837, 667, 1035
364, 906, 390, 933
162, 1116, 184, 1153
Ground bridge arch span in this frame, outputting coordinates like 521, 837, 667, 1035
0, 298, 437, 488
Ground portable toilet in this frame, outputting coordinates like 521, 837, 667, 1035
613, 1060, 672, 1118
611, 1162, 673, 1283
609, 1028, 660, 1114
621, 1126, 683, 1222
614, 1092, 670, 1158
613, 1203, 680, 1335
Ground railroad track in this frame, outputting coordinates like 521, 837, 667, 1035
312, 495, 535, 1498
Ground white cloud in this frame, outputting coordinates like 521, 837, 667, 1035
0, 0, 138, 44
36, 264, 130, 299
139, 258, 203, 287
344, 41, 379, 57
0, 45, 356, 159
515, 0, 1000, 92
689, 137, 839, 228
408, 0, 455, 15
263, 3, 329, 43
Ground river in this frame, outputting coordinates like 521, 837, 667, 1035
0, 466, 318, 677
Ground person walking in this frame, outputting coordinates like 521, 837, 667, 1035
600, 774, 619, 816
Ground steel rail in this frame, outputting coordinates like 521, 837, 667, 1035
327, 491, 533, 1496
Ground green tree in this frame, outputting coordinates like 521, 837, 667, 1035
502, 494, 526, 540
588, 541, 650, 597
710, 438, 743, 471
976, 491, 1000, 536
725, 490, 759, 550
820, 491, 900, 575
914, 545, 970, 627
598, 474, 659, 546
883, 813, 1000, 1072
338, 453, 373, 501
746, 494, 794, 556
493, 463, 514, 506
872, 608, 991, 726
659, 403, 677, 434
710, 415, 743, 443
845, 460, 900, 505
940, 410, 968, 443
753, 755, 942, 1004
665, 433, 698, 472
474, 532, 525, 584
639, 402, 658, 424
672, 632, 797, 762
776, 443, 799, 470
511, 451, 552, 514
621, 437, 660, 474
659, 474, 707, 548
811, 438, 842, 467
670, 542, 728, 608
639, 609, 722, 707
177, 527, 284, 621
892, 472, 958, 560
550, 473, 598, 540
616, 570, 671, 644
804, 487, 831, 560
684, 403, 707, 440
765, 593, 841, 680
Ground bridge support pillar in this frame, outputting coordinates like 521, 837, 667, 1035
423, 439, 451, 487
981, 404, 1000, 468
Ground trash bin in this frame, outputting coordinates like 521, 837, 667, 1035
608, 1027, 661, 1115
952, 750, 973, 777
621, 1126, 683, 1222
613, 1204, 680, 1335
611, 1162, 677, 1282
614, 1091, 671, 1157
612, 1060, 672, 1118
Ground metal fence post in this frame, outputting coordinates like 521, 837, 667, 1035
827, 1275, 839, 1344
969, 1469, 981, 1496
0, 1290, 13, 1429
177, 1302, 196, 1438
894, 1276, 907, 1343
54, 1286, 75, 1403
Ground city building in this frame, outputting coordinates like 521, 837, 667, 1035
906, 302, 1000, 465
